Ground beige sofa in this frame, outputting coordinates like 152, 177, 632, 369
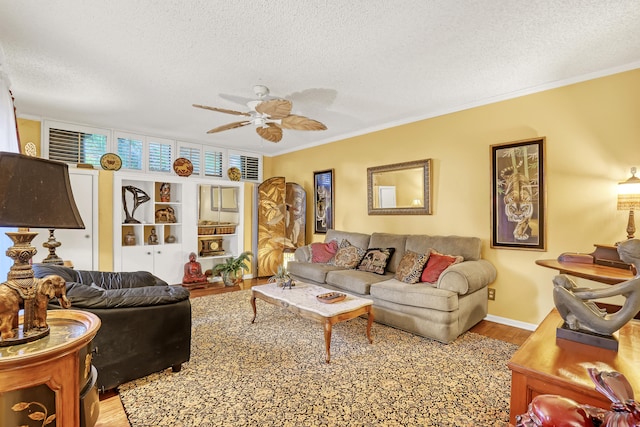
287, 229, 497, 343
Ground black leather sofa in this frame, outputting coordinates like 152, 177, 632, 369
33, 264, 191, 391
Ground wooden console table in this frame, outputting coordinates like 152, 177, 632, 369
507, 309, 640, 424
535, 259, 633, 285
0, 310, 101, 426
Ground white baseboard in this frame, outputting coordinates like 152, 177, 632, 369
484, 314, 538, 331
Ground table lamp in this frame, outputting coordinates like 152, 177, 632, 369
0, 152, 85, 345
617, 167, 640, 240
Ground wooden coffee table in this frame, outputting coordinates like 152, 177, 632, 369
250, 282, 374, 363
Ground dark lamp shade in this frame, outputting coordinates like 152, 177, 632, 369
0, 152, 85, 229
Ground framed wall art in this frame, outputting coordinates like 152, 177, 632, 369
490, 137, 546, 250
313, 169, 334, 234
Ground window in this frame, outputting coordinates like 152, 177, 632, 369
229, 151, 262, 181
44, 121, 263, 180
177, 142, 202, 175
204, 148, 224, 177
148, 138, 173, 173
117, 134, 144, 171
45, 122, 109, 167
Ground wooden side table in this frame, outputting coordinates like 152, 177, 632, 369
507, 309, 640, 424
0, 310, 101, 426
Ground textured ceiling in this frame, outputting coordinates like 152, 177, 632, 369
1, 1, 640, 156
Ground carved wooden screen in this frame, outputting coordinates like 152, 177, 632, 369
257, 177, 306, 277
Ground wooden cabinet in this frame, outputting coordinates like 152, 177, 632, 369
507, 309, 640, 424
0, 310, 101, 427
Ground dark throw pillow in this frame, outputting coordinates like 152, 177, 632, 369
357, 248, 395, 275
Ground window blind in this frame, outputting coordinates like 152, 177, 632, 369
48, 128, 107, 166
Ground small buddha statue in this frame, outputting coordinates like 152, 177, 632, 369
148, 228, 158, 245
183, 252, 207, 284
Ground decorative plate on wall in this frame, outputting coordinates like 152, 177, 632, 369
173, 157, 194, 177
227, 167, 241, 181
100, 153, 122, 170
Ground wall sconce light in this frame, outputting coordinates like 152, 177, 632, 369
617, 167, 640, 240
410, 199, 423, 207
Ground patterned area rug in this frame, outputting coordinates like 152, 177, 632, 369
119, 290, 517, 426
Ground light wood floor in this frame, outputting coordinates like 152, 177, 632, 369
95, 280, 532, 427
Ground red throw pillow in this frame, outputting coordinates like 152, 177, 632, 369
310, 240, 339, 263
421, 251, 463, 283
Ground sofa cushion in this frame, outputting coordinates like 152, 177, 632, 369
357, 247, 395, 275
330, 239, 367, 269
287, 261, 344, 284
368, 233, 407, 273
310, 240, 338, 263
60, 282, 190, 308
405, 235, 482, 261
370, 279, 459, 311
325, 269, 392, 295
421, 250, 464, 283
395, 250, 429, 284
325, 229, 370, 250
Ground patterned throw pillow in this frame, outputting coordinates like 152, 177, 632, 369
357, 248, 395, 275
421, 250, 464, 283
330, 239, 367, 269
310, 240, 339, 263
395, 250, 430, 284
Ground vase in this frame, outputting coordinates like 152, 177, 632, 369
124, 231, 136, 246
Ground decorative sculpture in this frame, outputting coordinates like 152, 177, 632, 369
159, 182, 171, 202
516, 368, 640, 427
553, 239, 640, 337
155, 206, 176, 223
0, 275, 70, 341
122, 185, 150, 224
148, 228, 158, 245
182, 252, 207, 284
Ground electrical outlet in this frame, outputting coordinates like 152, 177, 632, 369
488, 288, 496, 301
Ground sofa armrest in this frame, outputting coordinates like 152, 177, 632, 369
294, 245, 312, 263
437, 259, 497, 295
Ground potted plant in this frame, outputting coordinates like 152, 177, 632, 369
268, 265, 293, 288
212, 251, 253, 286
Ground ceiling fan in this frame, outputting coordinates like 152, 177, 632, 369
193, 85, 327, 143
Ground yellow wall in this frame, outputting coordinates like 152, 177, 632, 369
16, 118, 40, 155
265, 68, 640, 325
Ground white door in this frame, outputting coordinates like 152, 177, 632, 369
378, 186, 397, 208
32, 170, 97, 270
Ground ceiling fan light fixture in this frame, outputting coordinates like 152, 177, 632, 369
253, 85, 270, 98
194, 85, 326, 143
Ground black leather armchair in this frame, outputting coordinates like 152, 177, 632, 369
33, 264, 191, 391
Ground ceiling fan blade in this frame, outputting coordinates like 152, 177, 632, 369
279, 115, 327, 131
193, 104, 251, 117
256, 123, 283, 142
206, 121, 251, 134
255, 99, 292, 119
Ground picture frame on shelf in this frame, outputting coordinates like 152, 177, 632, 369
313, 169, 334, 234
490, 137, 546, 250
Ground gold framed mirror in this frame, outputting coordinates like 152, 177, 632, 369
367, 159, 432, 215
